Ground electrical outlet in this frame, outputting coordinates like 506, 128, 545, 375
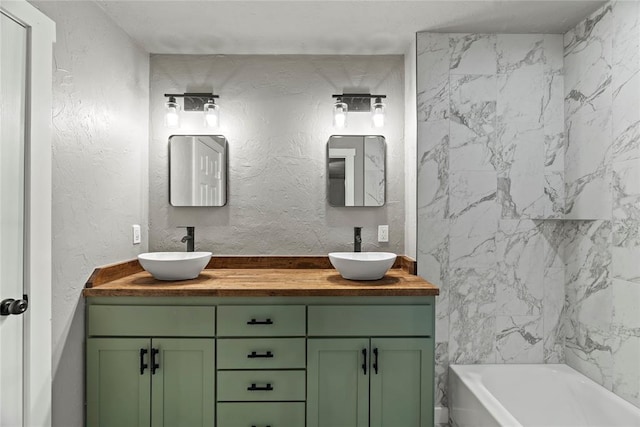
132, 224, 141, 245
378, 225, 389, 243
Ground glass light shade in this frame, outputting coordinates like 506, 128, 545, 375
372, 99, 385, 128
204, 101, 219, 128
333, 100, 348, 128
164, 98, 181, 128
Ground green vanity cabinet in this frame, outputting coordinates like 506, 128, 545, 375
216, 305, 307, 427
307, 338, 433, 427
306, 304, 435, 427
86, 306, 216, 427
85, 296, 435, 427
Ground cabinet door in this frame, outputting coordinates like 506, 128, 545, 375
151, 338, 215, 427
87, 338, 151, 427
369, 338, 434, 427
307, 338, 369, 427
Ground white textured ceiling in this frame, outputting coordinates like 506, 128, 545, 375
95, 0, 607, 55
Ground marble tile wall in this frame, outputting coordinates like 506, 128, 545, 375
563, 0, 640, 409
418, 0, 640, 412
417, 32, 566, 409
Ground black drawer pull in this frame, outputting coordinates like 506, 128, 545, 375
151, 348, 160, 375
247, 318, 273, 325
373, 348, 379, 374
247, 383, 273, 391
139, 348, 148, 375
247, 351, 274, 359
362, 348, 367, 375
251, 425, 271, 427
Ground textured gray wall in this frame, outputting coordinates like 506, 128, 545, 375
149, 55, 405, 254
31, 2, 150, 425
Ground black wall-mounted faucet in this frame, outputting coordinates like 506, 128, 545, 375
354, 227, 362, 252
178, 226, 195, 252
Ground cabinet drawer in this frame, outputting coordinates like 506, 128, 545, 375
217, 370, 305, 402
88, 305, 215, 337
218, 338, 305, 369
217, 402, 305, 427
308, 305, 433, 336
217, 305, 305, 337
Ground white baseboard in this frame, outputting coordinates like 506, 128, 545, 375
435, 406, 449, 425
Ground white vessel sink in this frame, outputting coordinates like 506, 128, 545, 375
138, 252, 212, 281
328, 252, 397, 281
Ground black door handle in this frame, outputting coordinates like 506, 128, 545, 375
0, 295, 28, 316
373, 348, 379, 374
247, 318, 273, 325
151, 348, 160, 375
139, 348, 148, 375
247, 383, 273, 391
247, 351, 274, 359
362, 348, 367, 375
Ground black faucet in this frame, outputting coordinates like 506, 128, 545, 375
178, 226, 195, 252
354, 227, 362, 252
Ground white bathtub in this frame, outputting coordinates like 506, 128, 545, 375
449, 364, 640, 427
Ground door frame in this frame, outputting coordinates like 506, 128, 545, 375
0, 1, 55, 426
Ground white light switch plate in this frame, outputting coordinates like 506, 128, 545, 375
132, 224, 141, 244
378, 225, 389, 243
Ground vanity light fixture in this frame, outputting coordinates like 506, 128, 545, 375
371, 97, 385, 128
164, 96, 181, 129
331, 93, 387, 129
203, 97, 219, 128
333, 97, 348, 129
163, 93, 220, 129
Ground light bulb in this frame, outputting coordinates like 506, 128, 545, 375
333, 98, 348, 128
372, 97, 385, 128
164, 96, 180, 128
204, 99, 219, 128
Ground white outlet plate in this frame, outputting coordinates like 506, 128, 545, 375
378, 225, 389, 243
132, 224, 141, 245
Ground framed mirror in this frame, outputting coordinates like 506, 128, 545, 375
327, 135, 386, 207
169, 135, 228, 206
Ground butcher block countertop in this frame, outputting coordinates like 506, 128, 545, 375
83, 255, 439, 297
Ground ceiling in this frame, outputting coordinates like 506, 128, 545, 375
95, 0, 607, 55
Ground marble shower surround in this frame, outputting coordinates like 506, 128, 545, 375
562, 1, 640, 409
149, 55, 405, 255
417, 32, 566, 409
418, 0, 640, 411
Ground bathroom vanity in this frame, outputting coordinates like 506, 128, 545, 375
83, 256, 438, 427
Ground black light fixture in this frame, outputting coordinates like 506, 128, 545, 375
163, 93, 220, 129
331, 93, 387, 128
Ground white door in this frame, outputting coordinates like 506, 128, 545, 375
194, 138, 222, 206
0, 11, 28, 426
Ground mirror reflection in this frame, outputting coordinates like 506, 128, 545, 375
327, 135, 385, 207
169, 135, 227, 206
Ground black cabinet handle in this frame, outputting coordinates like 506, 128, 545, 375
247, 383, 273, 391
247, 318, 273, 325
139, 348, 148, 375
247, 351, 274, 359
151, 348, 160, 375
251, 425, 271, 427
373, 348, 379, 374
362, 348, 367, 375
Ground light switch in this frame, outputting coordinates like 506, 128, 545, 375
132, 224, 141, 245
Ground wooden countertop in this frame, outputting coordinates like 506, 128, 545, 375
83, 256, 439, 297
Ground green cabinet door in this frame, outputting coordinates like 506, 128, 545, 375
151, 338, 215, 427
307, 338, 370, 427
369, 338, 434, 427
87, 338, 151, 427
